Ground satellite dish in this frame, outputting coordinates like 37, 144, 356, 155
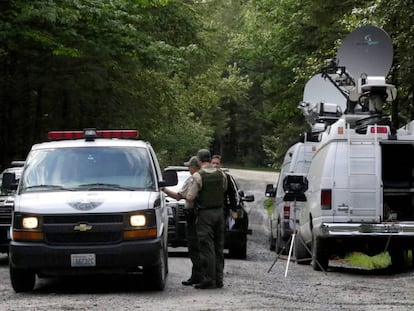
303, 75, 347, 112
337, 25, 393, 79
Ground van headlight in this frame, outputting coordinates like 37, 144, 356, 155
130, 214, 146, 227
22, 216, 39, 229
123, 211, 157, 240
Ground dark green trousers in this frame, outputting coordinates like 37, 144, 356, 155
196, 208, 225, 284
186, 211, 202, 282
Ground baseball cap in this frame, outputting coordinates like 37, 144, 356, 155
184, 156, 200, 168
197, 149, 211, 162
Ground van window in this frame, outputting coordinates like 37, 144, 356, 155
21, 147, 154, 192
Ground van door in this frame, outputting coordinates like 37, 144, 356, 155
332, 142, 381, 223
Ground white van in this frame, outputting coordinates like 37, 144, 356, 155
265, 140, 317, 253
5, 129, 177, 292
297, 117, 414, 270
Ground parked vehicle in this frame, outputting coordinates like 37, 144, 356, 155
265, 141, 317, 253
164, 166, 254, 259
0, 162, 24, 253
296, 26, 414, 271
4, 129, 177, 292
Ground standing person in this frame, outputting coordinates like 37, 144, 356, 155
187, 149, 227, 289
162, 156, 202, 286
211, 155, 239, 229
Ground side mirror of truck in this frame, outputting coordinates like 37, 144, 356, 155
2, 172, 18, 191
282, 174, 308, 202
265, 184, 276, 197
159, 170, 178, 187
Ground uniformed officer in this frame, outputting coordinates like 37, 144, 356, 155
187, 149, 227, 289
211, 155, 239, 229
162, 156, 202, 286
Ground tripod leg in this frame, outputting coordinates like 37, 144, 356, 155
284, 233, 295, 277
267, 235, 292, 273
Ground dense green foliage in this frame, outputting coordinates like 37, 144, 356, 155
1, 0, 414, 169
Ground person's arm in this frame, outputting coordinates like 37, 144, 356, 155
186, 172, 201, 202
162, 187, 183, 200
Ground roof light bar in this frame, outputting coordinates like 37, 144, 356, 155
96, 130, 139, 139
48, 129, 139, 141
48, 131, 84, 140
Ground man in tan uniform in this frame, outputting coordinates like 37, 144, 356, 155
162, 156, 202, 285
187, 149, 227, 289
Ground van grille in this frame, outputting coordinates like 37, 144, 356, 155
43, 214, 124, 245
0, 206, 13, 225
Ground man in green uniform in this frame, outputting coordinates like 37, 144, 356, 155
187, 149, 227, 289
162, 156, 202, 286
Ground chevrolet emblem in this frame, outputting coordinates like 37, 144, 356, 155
74, 223, 92, 232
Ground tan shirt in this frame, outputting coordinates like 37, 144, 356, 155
178, 175, 195, 209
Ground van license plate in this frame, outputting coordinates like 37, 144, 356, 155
71, 254, 96, 267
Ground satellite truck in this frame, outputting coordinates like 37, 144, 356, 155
293, 25, 414, 271
265, 74, 345, 254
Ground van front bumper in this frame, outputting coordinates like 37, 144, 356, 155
9, 238, 162, 275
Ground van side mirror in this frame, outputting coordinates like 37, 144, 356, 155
2, 172, 18, 191
265, 184, 276, 197
159, 170, 178, 187
282, 174, 308, 202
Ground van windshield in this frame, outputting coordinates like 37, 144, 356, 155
20, 147, 155, 192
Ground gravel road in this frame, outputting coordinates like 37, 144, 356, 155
1, 169, 414, 310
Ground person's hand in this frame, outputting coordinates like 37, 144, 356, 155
231, 210, 238, 219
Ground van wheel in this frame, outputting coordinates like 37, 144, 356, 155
269, 224, 276, 251
295, 231, 311, 265
275, 222, 286, 254
389, 246, 407, 271
311, 235, 329, 271
10, 266, 35, 292
144, 242, 167, 291
229, 239, 247, 259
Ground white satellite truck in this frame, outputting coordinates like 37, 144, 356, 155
265, 74, 346, 253
294, 26, 414, 271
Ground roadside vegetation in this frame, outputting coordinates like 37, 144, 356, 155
2, 1, 414, 169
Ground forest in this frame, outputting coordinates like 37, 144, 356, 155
1, 0, 414, 169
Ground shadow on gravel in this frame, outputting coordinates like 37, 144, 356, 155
0, 254, 8, 266
33, 274, 160, 294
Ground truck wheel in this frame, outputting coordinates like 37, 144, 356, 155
275, 222, 286, 254
229, 239, 247, 259
295, 232, 311, 265
269, 234, 276, 251
10, 266, 35, 292
144, 242, 167, 291
311, 235, 329, 271
389, 247, 407, 271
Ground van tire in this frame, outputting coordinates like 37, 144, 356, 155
10, 266, 35, 292
269, 234, 276, 251
269, 223, 276, 251
229, 240, 247, 259
275, 222, 286, 254
389, 246, 407, 271
295, 232, 311, 265
144, 241, 168, 291
312, 236, 329, 271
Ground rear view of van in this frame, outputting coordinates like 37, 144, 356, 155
265, 141, 317, 253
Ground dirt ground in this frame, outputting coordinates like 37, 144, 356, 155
1, 169, 414, 310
